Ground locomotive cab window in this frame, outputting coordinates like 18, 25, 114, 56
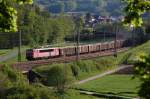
26, 49, 33, 52
39, 49, 54, 53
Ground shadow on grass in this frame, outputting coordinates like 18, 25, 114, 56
76, 89, 137, 99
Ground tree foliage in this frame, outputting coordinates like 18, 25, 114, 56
0, 0, 32, 32
5, 84, 57, 99
16, 4, 75, 47
36, 0, 123, 16
134, 53, 150, 98
1, 0, 150, 33
124, 0, 150, 27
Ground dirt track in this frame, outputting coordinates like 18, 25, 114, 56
75, 65, 133, 85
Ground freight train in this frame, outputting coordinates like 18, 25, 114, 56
26, 40, 125, 60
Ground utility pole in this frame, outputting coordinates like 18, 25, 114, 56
130, 24, 134, 47
77, 28, 80, 61
104, 28, 106, 42
132, 27, 135, 47
75, 16, 83, 61
102, 22, 106, 42
114, 22, 118, 57
18, 30, 22, 62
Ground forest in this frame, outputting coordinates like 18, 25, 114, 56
0, 0, 150, 49
36, 0, 125, 16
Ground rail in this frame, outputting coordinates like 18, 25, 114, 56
12, 48, 129, 72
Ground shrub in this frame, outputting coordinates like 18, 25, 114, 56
94, 58, 116, 69
38, 64, 74, 93
76, 60, 94, 73
70, 63, 80, 77
0, 72, 11, 88
4, 84, 57, 99
1, 65, 27, 82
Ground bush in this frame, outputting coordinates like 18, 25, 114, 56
76, 60, 94, 73
4, 84, 57, 99
95, 58, 117, 69
37, 64, 74, 93
1, 65, 27, 82
70, 63, 80, 77
0, 72, 11, 89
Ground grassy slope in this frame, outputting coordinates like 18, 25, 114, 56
0, 46, 29, 64
127, 41, 150, 63
0, 49, 14, 56
76, 40, 150, 80
77, 75, 141, 98
108, 40, 150, 64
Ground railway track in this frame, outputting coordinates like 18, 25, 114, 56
12, 47, 129, 72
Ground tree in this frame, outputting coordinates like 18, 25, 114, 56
74, 16, 84, 61
16, 5, 74, 47
94, 0, 108, 15
124, 0, 150, 27
66, 0, 77, 11
25, 9, 51, 47
0, 0, 32, 32
85, 12, 92, 22
48, 15, 74, 44
134, 53, 150, 99
144, 17, 150, 34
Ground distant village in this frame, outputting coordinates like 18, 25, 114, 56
84, 15, 123, 28
67, 12, 124, 28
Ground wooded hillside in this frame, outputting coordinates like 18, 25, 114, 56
35, 0, 124, 16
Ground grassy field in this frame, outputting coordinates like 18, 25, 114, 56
76, 75, 141, 98
0, 46, 29, 64
2, 52, 27, 64
61, 89, 104, 99
0, 49, 14, 56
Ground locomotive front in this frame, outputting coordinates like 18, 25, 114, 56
26, 49, 34, 60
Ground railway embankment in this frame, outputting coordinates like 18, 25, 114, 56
13, 48, 128, 72
0, 46, 29, 63
28, 40, 150, 88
